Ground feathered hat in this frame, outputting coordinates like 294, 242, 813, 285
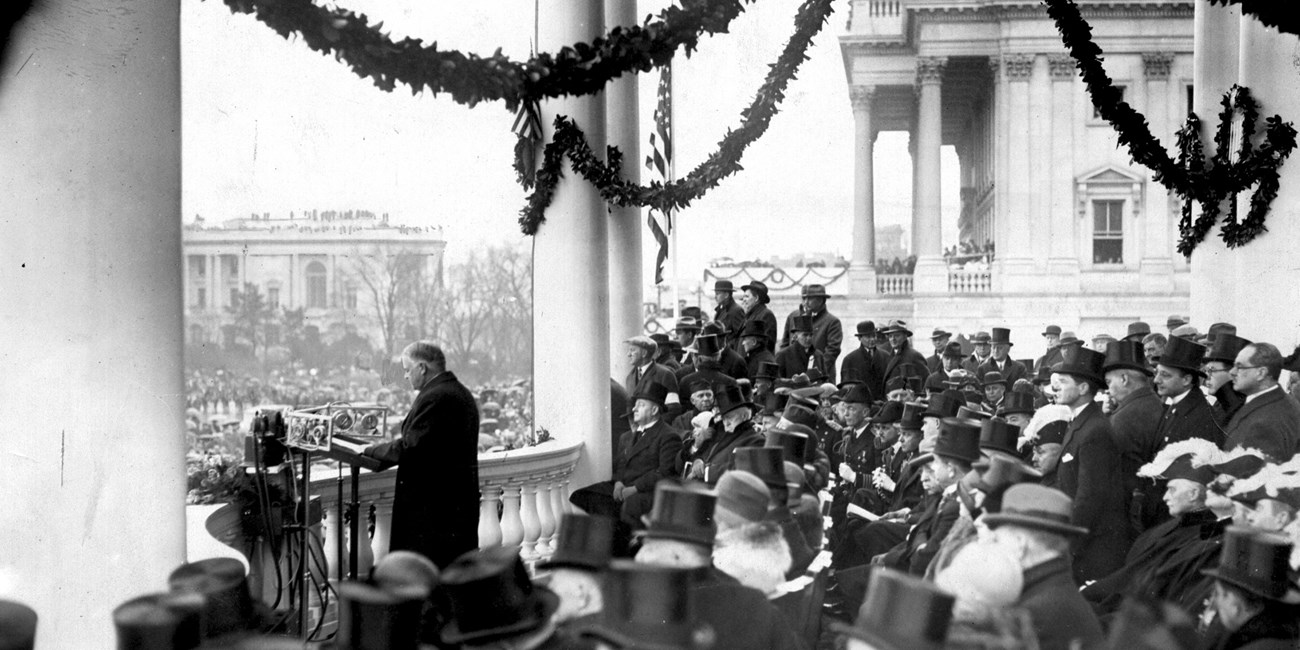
1136, 439, 1222, 484
1019, 404, 1071, 449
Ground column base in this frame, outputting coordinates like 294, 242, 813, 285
847, 264, 879, 297
912, 256, 948, 294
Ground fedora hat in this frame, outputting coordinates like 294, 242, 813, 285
649, 332, 671, 348
1205, 333, 1253, 364
801, 284, 830, 298
790, 315, 815, 333
712, 280, 735, 293
983, 484, 1088, 537
167, 558, 265, 638
1051, 347, 1106, 386
0, 600, 37, 650
855, 321, 877, 337
112, 592, 205, 650
1103, 340, 1152, 376
998, 391, 1036, 417
739, 320, 769, 341
933, 418, 983, 464
673, 317, 702, 334
1042, 325, 1062, 337
336, 580, 430, 650
765, 426, 811, 464
740, 280, 771, 304
733, 446, 787, 491
990, 328, 1014, 347
930, 329, 952, 340
1166, 315, 1188, 329
978, 418, 1021, 456
579, 562, 712, 650
1206, 322, 1238, 345
643, 482, 718, 547
941, 342, 963, 359
754, 361, 778, 381
694, 334, 723, 357
1058, 332, 1081, 347
713, 384, 755, 416
1032, 364, 1053, 385
1156, 336, 1206, 377
439, 547, 559, 645
780, 404, 819, 428
880, 319, 913, 337
841, 384, 874, 405
1202, 527, 1300, 602
631, 382, 671, 410
870, 400, 905, 425
1125, 321, 1151, 342
899, 402, 926, 430
923, 391, 964, 419
832, 568, 954, 650
981, 371, 1007, 388
541, 514, 615, 572
971, 331, 992, 344
970, 454, 1042, 494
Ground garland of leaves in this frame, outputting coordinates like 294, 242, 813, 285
215, 0, 755, 110
1206, 0, 1300, 36
1043, 0, 1297, 254
517, 0, 834, 235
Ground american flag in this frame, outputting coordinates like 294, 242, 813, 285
512, 99, 543, 179
645, 63, 673, 285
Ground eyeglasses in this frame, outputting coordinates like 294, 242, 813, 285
1232, 363, 1262, 371
1203, 366, 1230, 375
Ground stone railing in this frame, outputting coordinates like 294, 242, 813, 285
875, 273, 913, 295
310, 439, 583, 578
847, 0, 907, 37
948, 268, 993, 293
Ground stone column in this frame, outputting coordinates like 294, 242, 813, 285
1140, 52, 1176, 287
1047, 54, 1080, 278
605, 0, 643, 375
534, 0, 613, 490
849, 85, 879, 296
1028, 54, 1052, 278
912, 57, 948, 294
999, 54, 1035, 287
0, 1, 186, 645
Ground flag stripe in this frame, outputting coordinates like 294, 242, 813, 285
645, 64, 673, 284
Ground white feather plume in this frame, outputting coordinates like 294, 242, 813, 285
1020, 405, 1072, 448
1137, 439, 1222, 479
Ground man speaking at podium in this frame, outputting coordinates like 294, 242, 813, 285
363, 341, 480, 568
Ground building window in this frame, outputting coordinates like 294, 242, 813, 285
267, 282, 281, 309
196, 287, 206, 309
1093, 86, 1125, 119
345, 283, 358, 310
306, 261, 328, 309
1186, 84, 1194, 116
230, 287, 240, 307
1093, 200, 1124, 264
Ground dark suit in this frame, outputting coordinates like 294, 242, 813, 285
714, 297, 746, 349
881, 490, 960, 575
364, 371, 479, 568
962, 354, 992, 376
624, 362, 681, 420
693, 568, 806, 650
882, 344, 928, 390
975, 357, 1029, 385
1018, 556, 1106, 650
684, 420, 764, 485
779, 308, 843, 383
570, 419, 683, 526
840, 345, 890, 401
775, 341, 821, 379
743, 347, 777, 380
1223, 386, 1300, 462
676, 363, 738, 406
718, 347, 750, 381
1058, 401, 1129, 583
1036, 347, 1065, 374
1108, 385, 1165, 538
925, 353, 942, 374
741, 303, 779, 353
1155, 388, 1225, 448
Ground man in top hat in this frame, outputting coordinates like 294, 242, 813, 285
976, 327, 1029, 386
775, 315, 825, 380
635, 483, 805, 650
1167, 315, 1188, 333
833, 569, 955, 650
1200, 528, 1300, 649
738, 319, 777, 381
869, 402, 927, 516
1124, 321, 1152, 344
963, 331, 993, 375
676, 334, 739, 404
712, 279, 746, 349
571, 382, 682, 546
1224, 342, 1300, 462
980, 371, 1008, 414
773, 406, 833, 490
779, 284, 843, 383
831, 386, 885, 517
983, 485, 1106, 650
1050, 347, 1130, 582
577, 562, 712, 650
737, 280, 779, 354
1037, 324, 1065, 372
926, 328, 952, 374
926, 342, 965, 401
681, 384, 763, 486
1083, 441, 1231, 617
541, 514, 615, 626
1152, 335, 1225, 449
649, 333, 681, 372
673, 317, 703, 369
699, 320, 750, 382
840, 320, 890, 401
623, 335, 682, 421
1103, 340, 1165, 539
1204, 333, 1252, 427
880, 320, 929, 391
997, 390, 1036, 430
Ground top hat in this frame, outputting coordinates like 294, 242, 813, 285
924, 391, 964, 419
1032, 420, 1067, 446
0, 600, 37, 650
541, 514, 615, 572
841, 384, 874, 405
971, 331, 992, 344
579, 561, 711, 650
765, 426, 811, 464
899, 402, 926, 430
754, 361, 779, 381
930, 329, 952, 340
694, 334, 722, 357
649, 333, 671, 347
790, 315, 815, 333
643, 482, 718, 547
739, 320, 769, 341
733, 446, 787, 491
880, 320, 913, 337
439, 547, 559, 645
673, 317, 702, 334
714, 384, 755, 416
999, 391, 1036, 417
1202, 527, 1300, 602
983, 484, 1088, 537
832, 569, 954, 650
1103, 340, 1152, 376
1042, 325, 1062, 337
1032, 364, 1053, 385
713, 280, 735, 293
855, 321, 877, 337
933, 418, 983, 464
167, 558, 264, 638
631, 382, 671, 410
1051, 347, 1106, 386
956, 406, 993, 421
781, 404, 819, 428
970, 454, 1042, 495
871, 400, 905, 425
112, 593, 205, 650
740, 280, 770, 304
801, 284, 830, 299
990, 328, 1014, 347
1206, 333, 1253, 365
336, 580, 430, 650
941, 342, 964, 359
978, 418, 1021, 456
1156, 336, 1206, 377
982, 371, 1007, 387
1125, 321, 1151, 341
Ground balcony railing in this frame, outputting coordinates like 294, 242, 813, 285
847, 0, 907, 38
949, 268, 993, 293
875, 273, 913, 295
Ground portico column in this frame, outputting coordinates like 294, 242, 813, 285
848, 86, 879, 296
1139, 52, 1176, 288
912, 56, 948, 293
0, 1, 186, 645
534, 0, 613, 490
1047, 54, 1079, 276
1000, 54, 1035, 286
605, 0, 643, 374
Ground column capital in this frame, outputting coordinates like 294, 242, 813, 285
916, 57, 948, 85
850, 86, 876, 111
1002, 54, 1035, 80
1142, 52, 1174, 80
1048, 54, 1075, 79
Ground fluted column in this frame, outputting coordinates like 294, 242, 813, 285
1140, 52, 1176, 287
1047, 55, 1078, 275
849, 86, 879, 296
605, 0, 643, 377
912, 57, 948, 293
999, 54, 1035, 289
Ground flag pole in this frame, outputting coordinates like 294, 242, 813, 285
669, 63, 680, 321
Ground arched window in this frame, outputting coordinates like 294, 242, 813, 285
306, 261, 327, 309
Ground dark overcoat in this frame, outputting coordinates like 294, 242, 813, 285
1058, 401, 1129, 583
840, 345, 890, 401
1108, 384, 1165, 537
1017, 556, 1106, 650
779, 309, 843, 383
1223, 386, 1300, 462
740, 303, 779, 353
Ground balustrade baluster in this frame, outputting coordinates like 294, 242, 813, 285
479, 485, 503, 549
500, 485, 524, 547
535, 480, 557, 555
520, 484, 541, 559
321, 507, 342, 581
371, 502, 394, 564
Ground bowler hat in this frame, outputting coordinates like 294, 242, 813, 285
970, 454, 1042, 495
439, 547, 559, 645
1042, 325, 1062, 337
694, 334, 722, 357
790, 315, 815, 333
643, 482, 718, 547
167, 558, 264, 638
933, 418, 983, 464
1032, 420, 1067, 446
801, 284, 830, 298
733, 446, 787, 491
1103, 340, 1152, 376
579, 562, 711, 650
990, 328, 1014, 347
1051, 347, 1107, 386
713, 384, 755, 416
754, 361, 778, 381
0, 600, 37, 650
1206, 322, 1237, 345
112, 592, 205, 650
942, 342, 963, 359
739, 320, 769, 341
999, 392, 1036, 417
923, 391, 964, 419
765, 426, 811, 464
832, 569, 954, 650
855, 321, 877, 337
713, 280, 735, 293
1058, 332, 1081, 347
930, 329, 952, 340
541, 514, 615, 571
631, 382, 671, 410
983, 484, 1088, 537
982, 371, 1007, 388
740, 280, 771, 304
1202, 527, 1300, 602
1125, 321, 1151, 342
870, 400, 905, 425
971, 331, 992, 344
880, 320, 913, 337
840, 384, 873, 405
1156, 336, 1206, 377
674, 317, 702, 333
1205, 333, 1252, 364
336, 580, 429, 650
979, 418, 1021, 456
1166, 315, 1188, 330
899, 402, 926, 430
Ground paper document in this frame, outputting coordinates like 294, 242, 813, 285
846, 503, 880, 521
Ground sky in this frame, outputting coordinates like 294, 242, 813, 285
181, 0, 961, 282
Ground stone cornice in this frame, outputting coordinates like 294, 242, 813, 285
906, 2, 1192, 23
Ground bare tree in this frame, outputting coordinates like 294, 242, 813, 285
350, 245, 425, 360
